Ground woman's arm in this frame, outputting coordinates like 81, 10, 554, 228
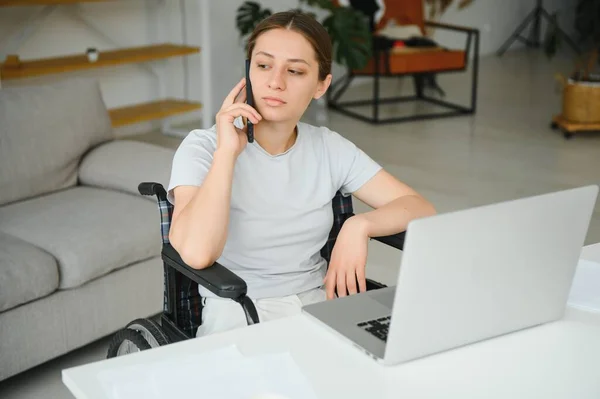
350, 169, 437, 237
169, 150, 237, 269
169, 77, 260, 269
324, 169, 436, 299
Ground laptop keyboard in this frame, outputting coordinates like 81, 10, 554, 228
357, 316, 391, 342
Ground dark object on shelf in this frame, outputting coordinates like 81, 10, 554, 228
86, 47, 99, 63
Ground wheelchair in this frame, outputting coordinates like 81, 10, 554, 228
106, 182, 406, 358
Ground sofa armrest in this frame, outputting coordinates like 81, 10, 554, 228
78, 140, 174, 199
162, 243, 260, 324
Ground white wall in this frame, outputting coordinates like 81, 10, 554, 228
0, 0, 576, 135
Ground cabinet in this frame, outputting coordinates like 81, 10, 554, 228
0, 0, 213, 136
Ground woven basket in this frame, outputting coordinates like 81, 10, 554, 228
562, 79, 600, 124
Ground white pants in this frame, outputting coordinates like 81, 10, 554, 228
196, 287, 327, 337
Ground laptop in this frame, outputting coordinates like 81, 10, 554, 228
303, 185, 599, 366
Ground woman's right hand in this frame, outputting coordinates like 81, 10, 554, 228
215, 77, 262, 158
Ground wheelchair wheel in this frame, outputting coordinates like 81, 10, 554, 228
126, 318, 170, 348
106, 318, 170, 358
106, 328, 151, 358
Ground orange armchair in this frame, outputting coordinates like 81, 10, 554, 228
327, 0, 480, 124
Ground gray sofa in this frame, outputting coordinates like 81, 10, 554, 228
0, 78, 176, 381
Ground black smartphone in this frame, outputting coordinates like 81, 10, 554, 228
245, 58, 255, 143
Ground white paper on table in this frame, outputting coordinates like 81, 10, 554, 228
97, 345, 247, 399
243, 352, 319, 399
568, 259, 600, 313
96, 344, 318, 399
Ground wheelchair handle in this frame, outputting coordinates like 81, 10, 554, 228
138, 182, 168, 201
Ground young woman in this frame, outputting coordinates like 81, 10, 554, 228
167, 10, 436, 336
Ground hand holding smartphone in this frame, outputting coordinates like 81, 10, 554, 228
245, 59, 255, 143
215, 68, 260, 158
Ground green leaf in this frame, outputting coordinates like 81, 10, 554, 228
235, 1, 272, 39
323, 7, 372, 70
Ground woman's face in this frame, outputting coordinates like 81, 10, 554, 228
250, 28, 331, 124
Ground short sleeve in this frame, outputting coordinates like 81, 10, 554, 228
324, 129, 382, 196
166, 127, 218, 204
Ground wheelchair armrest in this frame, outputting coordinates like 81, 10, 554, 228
366, 278, 386, 290
162, 243, 248, 300
371, 231, 406, 251
362, 233, 405, 291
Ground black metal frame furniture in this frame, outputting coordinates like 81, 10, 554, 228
328, 0, 480, 124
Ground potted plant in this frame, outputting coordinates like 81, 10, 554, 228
546, 0, 600, 137
236, 0, 372, 71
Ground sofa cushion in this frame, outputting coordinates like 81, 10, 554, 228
78, 140, 174, 199
0, 78, 113, 207
0, 232, 59, 312
0, 186, 160, 289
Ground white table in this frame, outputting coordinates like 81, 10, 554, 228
581, 242, 600, 261
567, 243, 600, 327
63, 244, 600, 399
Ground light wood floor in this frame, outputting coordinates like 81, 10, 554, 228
1, 49, 599, 399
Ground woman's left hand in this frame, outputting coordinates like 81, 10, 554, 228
324, 216, 370, 300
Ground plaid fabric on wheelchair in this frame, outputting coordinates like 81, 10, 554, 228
160, 191, 354, 338
156, 198, 202, 337
158, 199, 173, 244
320, 191, 354, 263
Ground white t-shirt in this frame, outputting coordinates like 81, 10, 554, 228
167, 122, 381, 299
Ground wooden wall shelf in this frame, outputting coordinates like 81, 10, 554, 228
0, 44, 200, 80
0, 0, 211, 135
109, 99, 202, 127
